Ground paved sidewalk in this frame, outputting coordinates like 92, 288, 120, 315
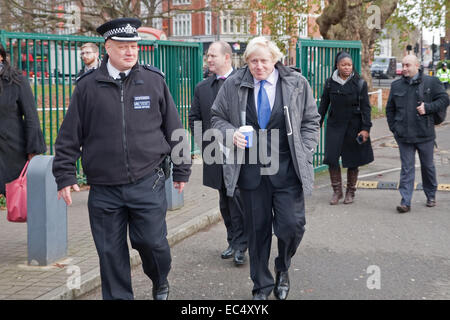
0, 117, 446, 300
0, 162, 220, 300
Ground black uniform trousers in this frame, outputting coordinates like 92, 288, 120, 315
87, 168, 171, 300
240, 176, 306, 295
218, 184, 247, 251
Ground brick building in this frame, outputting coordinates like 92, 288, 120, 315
161, 0, 323, 66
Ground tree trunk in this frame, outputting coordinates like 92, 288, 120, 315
317, 0, 398, 90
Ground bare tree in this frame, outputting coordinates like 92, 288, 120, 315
0, 0, 70, 33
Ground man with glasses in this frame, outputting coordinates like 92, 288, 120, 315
76, 42, 101, 80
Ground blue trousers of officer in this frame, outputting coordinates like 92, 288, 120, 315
240, 176, 306, 296
397, 139, 437, 206
88, 169, 171, 300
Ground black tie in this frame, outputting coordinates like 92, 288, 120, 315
213, 78, 225, 97
119, 72, 126, 81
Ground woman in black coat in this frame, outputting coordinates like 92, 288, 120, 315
319, 52, 374, 205
0, 44, 46, 196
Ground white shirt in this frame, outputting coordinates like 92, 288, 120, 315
253, 68, 279, 112
107, 60, 131, 80
216, 67, 233, 79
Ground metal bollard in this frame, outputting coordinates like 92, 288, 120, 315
165, 164, 184, 211
27, 155, 67, 266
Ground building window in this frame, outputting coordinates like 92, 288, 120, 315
298, 14, 308, 38
173, 13, 191, 36
173, 0, 191, 5
221, 12, 250, 35
256, 12, 262, 35
205, 11, 211, 35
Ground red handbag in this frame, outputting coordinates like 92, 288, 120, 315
5, 160, 30, 223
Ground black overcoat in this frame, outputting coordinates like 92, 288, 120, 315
0, 74, 46, 195
188, 72, 235, 189
318, 74, 374, 168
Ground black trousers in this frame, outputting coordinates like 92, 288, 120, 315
87, 169, 171, 300
218, 185, 247, 251
240, 176, 306, 295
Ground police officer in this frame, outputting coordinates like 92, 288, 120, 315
52, 18, 191, 300
436, 62, 450, 90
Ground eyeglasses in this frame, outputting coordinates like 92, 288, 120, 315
80, 51, 94, 56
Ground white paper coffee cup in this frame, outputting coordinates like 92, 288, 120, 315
239, 125, 254, 148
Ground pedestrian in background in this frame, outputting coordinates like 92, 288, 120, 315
76, 42, 101, 80
386, 55, 449, 213
189, 41, 247, 266
319, 51, 374, 205
211, 37, 320, 300
0, 43, 46, 197
52, 18, 191, 300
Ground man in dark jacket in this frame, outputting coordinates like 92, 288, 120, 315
76, 42, 101, 81
188, 41, 247, 266
386, 55, 449, 213
52, 18, 191, 300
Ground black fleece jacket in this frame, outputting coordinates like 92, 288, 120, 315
52, 57, 191, 190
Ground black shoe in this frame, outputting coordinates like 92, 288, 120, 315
396, 205, 411, 213
234, 250, 246, 266
153, 282, 169, 300
426, 199, 436, 207
274, 270, 290, 300
221, 246, 235, 259
252, 291, 269, 300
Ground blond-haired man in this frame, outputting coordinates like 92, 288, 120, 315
211, 37, 320, 300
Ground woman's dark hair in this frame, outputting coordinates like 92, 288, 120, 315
333, 50, 360, 77
0, 43, 22, 93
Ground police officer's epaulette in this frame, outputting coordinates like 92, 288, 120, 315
75, 68, 95, 83
143, 64, 165, 79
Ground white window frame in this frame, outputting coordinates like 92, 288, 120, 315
298, 14, 308, 38
205, 11, 212, 35
221, 12, 250, 35
173, 13, 192, 36
173, 0, 191, 5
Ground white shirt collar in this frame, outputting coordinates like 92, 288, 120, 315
216, 67, 233, 79
253, 67, 279, 86
107, 60, 131, 80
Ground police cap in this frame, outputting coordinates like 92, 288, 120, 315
97, 18, 142, 42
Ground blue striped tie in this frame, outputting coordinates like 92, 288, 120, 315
257, 80, 271, 129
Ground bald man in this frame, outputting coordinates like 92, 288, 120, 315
386, 55, 449, 213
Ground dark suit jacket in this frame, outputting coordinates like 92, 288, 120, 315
189, 71, 235, 189
237, 78, 300, 190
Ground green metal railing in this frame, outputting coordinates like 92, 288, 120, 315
0, 30, 203, 177
296, 39, 362, 173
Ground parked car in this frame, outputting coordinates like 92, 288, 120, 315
371, 57, 397, 79
396, 62, 402, 76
